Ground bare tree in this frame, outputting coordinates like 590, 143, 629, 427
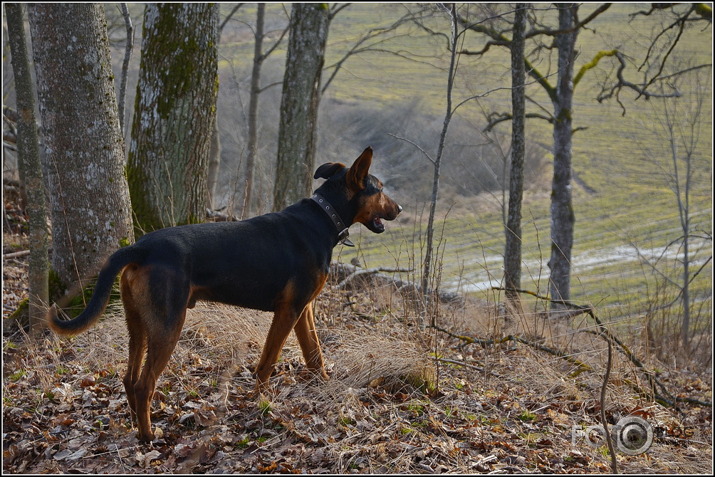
645, 69, 712, 354
458, 4, 610, 309
546, 3, 579, 308
242, 3, 288, 218
127, 3, 219, 234
273, 3, 331, 211
208, 4, 244, 211
27, 3, 134, 291
420, 3, 460, 320
6, 3, 49, 333
503, 3, 528, 303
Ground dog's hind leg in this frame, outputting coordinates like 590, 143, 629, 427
293, 302, 328, 380
120, 268, 147, 425
122, 303, 146, 423
133, 307, 187, 442
129, 270, 190, 442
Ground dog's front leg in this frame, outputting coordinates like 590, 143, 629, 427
293, 302, 328, 380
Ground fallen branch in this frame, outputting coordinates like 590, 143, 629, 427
430, 324, 592, 377
435, 357, 504, 378
3, 250, 30, 259
493, 287, 711, 409
330, 262, 464, 305
335, 266, 412, 290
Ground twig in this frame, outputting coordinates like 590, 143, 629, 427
430, 324, 592, 377
436, 357, 501, 377
493, 287, 711, 409
335, 267, 411, 290
3, 250, 30, 259
600, 326, 618, 473
330, 263, 462, 305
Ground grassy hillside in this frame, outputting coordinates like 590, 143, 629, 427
305, 3, 713, 327
212, 3, 711, 336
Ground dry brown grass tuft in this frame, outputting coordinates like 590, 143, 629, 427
315, 326, 435, 404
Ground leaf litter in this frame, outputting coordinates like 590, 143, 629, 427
2, 250, 712, 474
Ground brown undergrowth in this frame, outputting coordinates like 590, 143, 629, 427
2, 254, 712, 474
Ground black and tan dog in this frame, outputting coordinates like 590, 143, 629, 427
48, 147, 401, 442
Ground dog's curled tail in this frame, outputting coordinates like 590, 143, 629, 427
47, 246, 145, 336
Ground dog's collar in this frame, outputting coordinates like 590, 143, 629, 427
311, 194, 354, 247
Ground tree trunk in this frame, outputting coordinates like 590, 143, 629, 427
421, 3, 458, 327
27, 3, 134, 291
117, 3, 133, 137
127, 3, 219, 234
7, 3, 49, 333
243, 3, 266, 218
207, 120, 221, 211
504, 3, 528, 302
548, 3, 578, 309
273, 3, 330, 211
207, 4, 244, 213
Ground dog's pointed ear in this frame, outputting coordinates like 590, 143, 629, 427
314, 162, 346, 180
346, 147, 373, 191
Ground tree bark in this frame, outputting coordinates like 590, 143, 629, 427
7, 3, 49, 333
127, 3, 219, 234
548, 3, 578, 308
242, 3, 266, 218
503, 3, 528, 302
207, 4, 242, 212
207, 119, 221, 211
27, 3, 134, 291
273, 3, 330, 211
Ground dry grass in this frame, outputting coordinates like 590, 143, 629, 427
3, 272, 711, 474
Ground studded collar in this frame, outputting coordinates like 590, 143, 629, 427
311, 193, 354, 247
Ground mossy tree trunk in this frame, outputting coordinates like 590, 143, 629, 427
127, 3, 219, 235
27, 3, 134, 292
273, 3, 330, 212
7, 3, 49, 333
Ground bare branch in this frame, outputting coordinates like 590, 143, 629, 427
573, 49, 618, 87
598, 3, 714, 114
483, 112, 554, 132
257, 80, 283, 94
321, 7, 434, 94
525, 3, 612, 38
597, 51, 683, 115
387, 133, 436, 166
459, 39, 508, 57
219, 3, 243, 34
260, 23, 289, 61
329, 3, 351, 20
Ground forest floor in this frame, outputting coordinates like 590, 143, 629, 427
2, 203, 712, 474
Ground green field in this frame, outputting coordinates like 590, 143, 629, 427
219, 4, 712, 323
